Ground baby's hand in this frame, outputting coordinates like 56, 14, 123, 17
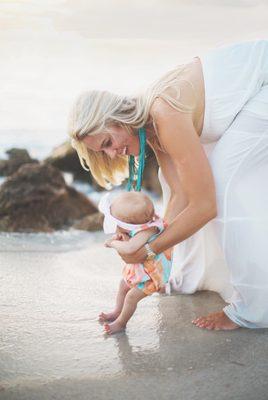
104, 238, 116, 248
104, 232, 129, 248
116, 232, 130, 241
104, 239, 133, 255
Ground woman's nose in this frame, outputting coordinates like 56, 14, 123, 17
104, 148, 117, 159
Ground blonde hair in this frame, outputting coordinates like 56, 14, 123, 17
68, 62, 197, 189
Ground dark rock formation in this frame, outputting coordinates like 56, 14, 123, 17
44, 141, 102, 190
72, 212, 104, 231
0, 148, 38, 177
0, 163, 98, 232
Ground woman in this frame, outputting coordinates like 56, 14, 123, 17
69, 39, 268, 330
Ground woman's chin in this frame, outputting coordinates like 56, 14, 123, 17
132, 148, 141, 157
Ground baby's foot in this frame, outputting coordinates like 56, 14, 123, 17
98, 311, 120, 323
104, 320, 126, 335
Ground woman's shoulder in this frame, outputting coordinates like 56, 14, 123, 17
148, 96, 195, 153
149, 57, 204, 135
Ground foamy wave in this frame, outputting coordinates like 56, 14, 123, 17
0, 229, 105, 253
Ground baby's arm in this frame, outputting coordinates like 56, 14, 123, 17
104, 231, 130, 248
105, 227, 158, 255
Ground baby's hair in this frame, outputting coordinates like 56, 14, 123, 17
111, 192, 155, 224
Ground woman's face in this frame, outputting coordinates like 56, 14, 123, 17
81, 125, 140, 158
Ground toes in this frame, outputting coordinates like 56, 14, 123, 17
203, 320, 216, 330
193, 317, 206, 325
98, 313, 106, 322
192, 316, 203, 324
104, 324, 111, 334
192, 311, 240, 331
192, 316, 216, 330
195, 320, 206, 328
200, 320, 210, 328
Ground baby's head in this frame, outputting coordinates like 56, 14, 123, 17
110, 192, 155, 227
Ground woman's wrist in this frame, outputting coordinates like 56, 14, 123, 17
146, 238, 161, 255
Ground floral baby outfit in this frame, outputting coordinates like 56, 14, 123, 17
122, 218, 173, 295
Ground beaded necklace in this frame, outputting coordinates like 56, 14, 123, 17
126, 127, 146, 192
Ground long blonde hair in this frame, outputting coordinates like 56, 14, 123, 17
68, 62, 197, 189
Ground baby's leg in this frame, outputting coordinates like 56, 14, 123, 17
99, 279, 130, 322
104, 287, 147, 334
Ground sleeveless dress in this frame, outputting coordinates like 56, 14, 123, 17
159, 39, 268, 328
122, 218, 173, 295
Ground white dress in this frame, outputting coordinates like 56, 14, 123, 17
159, 39, 268, 328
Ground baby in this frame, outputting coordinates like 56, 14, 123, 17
98, 191, 173, 334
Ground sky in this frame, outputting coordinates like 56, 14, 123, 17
0, 0, 268, 155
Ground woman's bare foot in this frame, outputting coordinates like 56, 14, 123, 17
98, 311, 120, 323
104, 320, 126, 334
192, 310, 240, 331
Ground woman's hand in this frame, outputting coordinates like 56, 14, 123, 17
116, 245, 148, 264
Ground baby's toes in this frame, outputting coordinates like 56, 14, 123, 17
98, 312, 107, 322
104, 323, 111, 334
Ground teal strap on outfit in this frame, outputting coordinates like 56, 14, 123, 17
126, 127, 146, 192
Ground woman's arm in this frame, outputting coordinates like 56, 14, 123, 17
148, 132, 189, 224
154, 147, 189, 224
148, 98, 217, 253
118, 98, 217, 263
163, 194, 185, 224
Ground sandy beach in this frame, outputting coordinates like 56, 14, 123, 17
1, 235, 268, 399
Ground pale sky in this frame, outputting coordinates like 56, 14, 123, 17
1, 0, 268, 143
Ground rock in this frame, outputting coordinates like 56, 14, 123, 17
0, 163, 98, 232
0, 148, 38, 177
44, 141, 102, 191
72, 212, 104, 231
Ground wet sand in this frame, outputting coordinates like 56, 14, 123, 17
1, 237, 268, 400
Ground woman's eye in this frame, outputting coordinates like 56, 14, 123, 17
104, 140, 112, 148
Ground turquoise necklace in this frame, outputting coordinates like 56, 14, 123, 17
126, 127, 146, 192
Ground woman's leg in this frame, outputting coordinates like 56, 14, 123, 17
193, 85, 268, 330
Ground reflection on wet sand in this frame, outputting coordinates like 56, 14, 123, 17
1, 239, 267, 399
